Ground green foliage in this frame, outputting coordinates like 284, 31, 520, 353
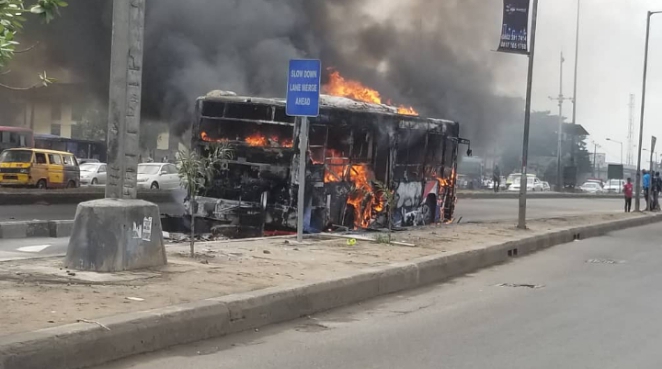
177, 144, 233, 257
0, 0, 66, 86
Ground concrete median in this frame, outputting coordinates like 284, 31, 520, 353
0, 220, 74, 239
0, 188, 177, 205
1, 214, 661, 369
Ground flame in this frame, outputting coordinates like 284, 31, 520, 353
323, 69, 419, 116
201, 131, 293, 148
325, 70, 382, 104
398, 106, 418, 116
245, 133, 268, 147
346, 164, 382, 228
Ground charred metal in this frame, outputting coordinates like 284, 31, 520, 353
183, 92, 469, 238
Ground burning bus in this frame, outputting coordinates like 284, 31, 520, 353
185, 90, 470, 238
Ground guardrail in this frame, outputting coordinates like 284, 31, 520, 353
0, 188, 178, 205
0, 187, 625, 205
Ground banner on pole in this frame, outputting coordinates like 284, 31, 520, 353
497, 0, 530, 54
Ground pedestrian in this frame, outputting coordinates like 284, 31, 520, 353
623, 177, 633, 213
655, 172, 662, 211
493, 165, 501, 193
643, 170, 651, 210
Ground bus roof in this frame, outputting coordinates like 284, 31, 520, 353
199, 91, 457, 126
3, 147, 74, 156
0, 126, 32, 133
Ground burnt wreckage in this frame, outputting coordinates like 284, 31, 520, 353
186, 91, 470, 238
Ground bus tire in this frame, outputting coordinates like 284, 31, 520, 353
423, 194, 437, 224
36, 179, 47, 189
66, 180, 76, 189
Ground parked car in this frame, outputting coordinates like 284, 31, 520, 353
603, 179, 625, 193
508, 175, 543, 192
579, 181, 604, 194
137, 163, 181, 190
78, 158, 100, 165
79, 162, 107, 186
0, 148, 79, 189
542, 181, 551, 191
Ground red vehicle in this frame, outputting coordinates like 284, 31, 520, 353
0, 126, 34, 153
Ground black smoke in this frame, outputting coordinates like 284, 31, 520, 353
6, 0, 524, 149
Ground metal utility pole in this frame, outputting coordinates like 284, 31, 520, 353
296, 116, 309, 242
591, 141, 600, 177
627, 94, 636, 165
635, 11, 662, 212
549, 52, 572, 191
569, 0, 581, 178
106, 0, 145, 199
518, 0, 539, 230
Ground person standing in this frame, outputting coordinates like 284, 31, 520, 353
655, 172, 662, 211
643, 170, 651, 210
493, 165, 501, 193
623, 177, 633, 213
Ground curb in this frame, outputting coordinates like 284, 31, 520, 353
0, 220, 73, 239
1, 214, 660, 369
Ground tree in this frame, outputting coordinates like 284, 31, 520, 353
177, 144, 232, 257
72, 104, 107, 140
0, 0, 67, 89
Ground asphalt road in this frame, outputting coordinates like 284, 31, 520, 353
0, 198, 623, 222
96, 223, 662, 369
0, 237, 69, 261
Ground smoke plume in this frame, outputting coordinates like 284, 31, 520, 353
6, 0, 524, 150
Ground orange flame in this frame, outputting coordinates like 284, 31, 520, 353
323, 69, 419, 116
201, 131, 293, 148
346, 164, 380, 228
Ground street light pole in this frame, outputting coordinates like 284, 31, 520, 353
570, 0, 581, 178
549, 53, 572, 192
607, 138, 623, 165
518, 0, 540, 230
635, 11, 662, 211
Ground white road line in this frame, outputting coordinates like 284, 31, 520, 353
16, 245, 52, 253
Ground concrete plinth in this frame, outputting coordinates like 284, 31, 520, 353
65, 199, 167, 272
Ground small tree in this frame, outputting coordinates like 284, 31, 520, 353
177, 144, 232, 257
374, 181, 396, 243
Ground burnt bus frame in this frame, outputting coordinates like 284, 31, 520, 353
191, 95, 468, 234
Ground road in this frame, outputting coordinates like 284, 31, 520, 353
96, 223, 662, 369
0, 237, 69, 261
0, 198, 623, 222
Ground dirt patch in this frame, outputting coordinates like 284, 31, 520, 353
0, 212, 639, 336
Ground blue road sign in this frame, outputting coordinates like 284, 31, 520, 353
286, 59, 321, 117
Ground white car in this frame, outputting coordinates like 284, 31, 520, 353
508, 176, 544, 192
137, 163, 181, 190
79, 162, 107, 186
603, 179, 625, 193
542, 181, 551, 191
579, 182, 604, 194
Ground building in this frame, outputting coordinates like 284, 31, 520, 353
2, 83, 89, 139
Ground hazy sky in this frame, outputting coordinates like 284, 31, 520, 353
504, 0, 662, 164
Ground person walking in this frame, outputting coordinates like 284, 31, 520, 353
654, 172, 662, 211
643, 170, 651, 210
493, 165, 501, 193
623, 177, 633, 213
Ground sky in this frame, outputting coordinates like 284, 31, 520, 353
501, 0, 662, 165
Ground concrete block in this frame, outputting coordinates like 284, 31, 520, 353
65, 199, 167, 272
48, 221, 74, 238
25, 222, 50, 238
0, 222, 28, 239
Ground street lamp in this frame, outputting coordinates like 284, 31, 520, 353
606, 138, 623, 165
635, 10, 662, 212
570, 0, 581, 170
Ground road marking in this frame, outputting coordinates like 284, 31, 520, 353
16, 245, 52, 253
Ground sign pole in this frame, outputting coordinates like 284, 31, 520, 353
517, 0, 539, 229
286, 59, 321, 242
296, 116, 309, 242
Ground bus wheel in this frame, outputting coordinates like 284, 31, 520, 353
36, 179, 47, 189
66, 181, 76, 189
